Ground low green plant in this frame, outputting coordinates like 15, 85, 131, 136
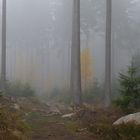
6, 82, 35, 97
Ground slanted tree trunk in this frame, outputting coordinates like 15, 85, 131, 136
105, 0, 112, 106
1, 0, 7, 91
70, 0, 82, 105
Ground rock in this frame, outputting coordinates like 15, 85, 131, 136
49, 106, 62, 115
113, 112, 140, 125
56, 104, 73, 112
62, 113, 75, 118
13, 103, 20, 110
46, 112, 61, 117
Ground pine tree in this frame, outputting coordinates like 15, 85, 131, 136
132, 52, 140, 76
116, 64, 140, 113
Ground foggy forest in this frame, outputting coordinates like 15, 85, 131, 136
0, 0, 140, 140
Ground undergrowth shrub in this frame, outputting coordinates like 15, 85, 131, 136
0, 107, 30, 140
114, 122, 140, 140
75, 107, 117, 139
6, 82, 35, 97
75, 107, 140, 140
0, 94, 31, 140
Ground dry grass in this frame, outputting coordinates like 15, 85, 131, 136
74, 106, 140, 140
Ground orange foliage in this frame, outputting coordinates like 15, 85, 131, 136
81, 47, 94, 89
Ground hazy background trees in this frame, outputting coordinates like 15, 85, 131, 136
0, 0, 140, 103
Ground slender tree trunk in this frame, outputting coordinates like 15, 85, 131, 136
105, 0, 112, 106
70, 0, 82, 105
1, 0, 7, 91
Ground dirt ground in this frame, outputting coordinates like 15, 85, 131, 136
27, 113, 97, 140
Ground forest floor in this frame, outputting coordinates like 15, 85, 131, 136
27, 113, 97, 140
16, 97, 97, 140
13, 97, 122, 140
1, 96, 140, 140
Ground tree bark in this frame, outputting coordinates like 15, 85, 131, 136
1, 0, 7, 91
105, 0, 112, 106
70, 0, 82, 105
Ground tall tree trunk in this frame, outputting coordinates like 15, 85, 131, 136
70, 0, 82, 105
105, 0, 112, 106
1, 0, 7, 91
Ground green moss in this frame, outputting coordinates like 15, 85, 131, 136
66, 121, 79, 133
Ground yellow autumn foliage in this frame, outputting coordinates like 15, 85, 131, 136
81, 47, 94, 89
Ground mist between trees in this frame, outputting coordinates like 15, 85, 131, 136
0, 0, 140, 104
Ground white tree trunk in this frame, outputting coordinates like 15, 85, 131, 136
1, 0, 7, 91
70, 0, 82, 105
105, 0, 112, 106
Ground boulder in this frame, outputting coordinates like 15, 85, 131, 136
113, 112, 140, 125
